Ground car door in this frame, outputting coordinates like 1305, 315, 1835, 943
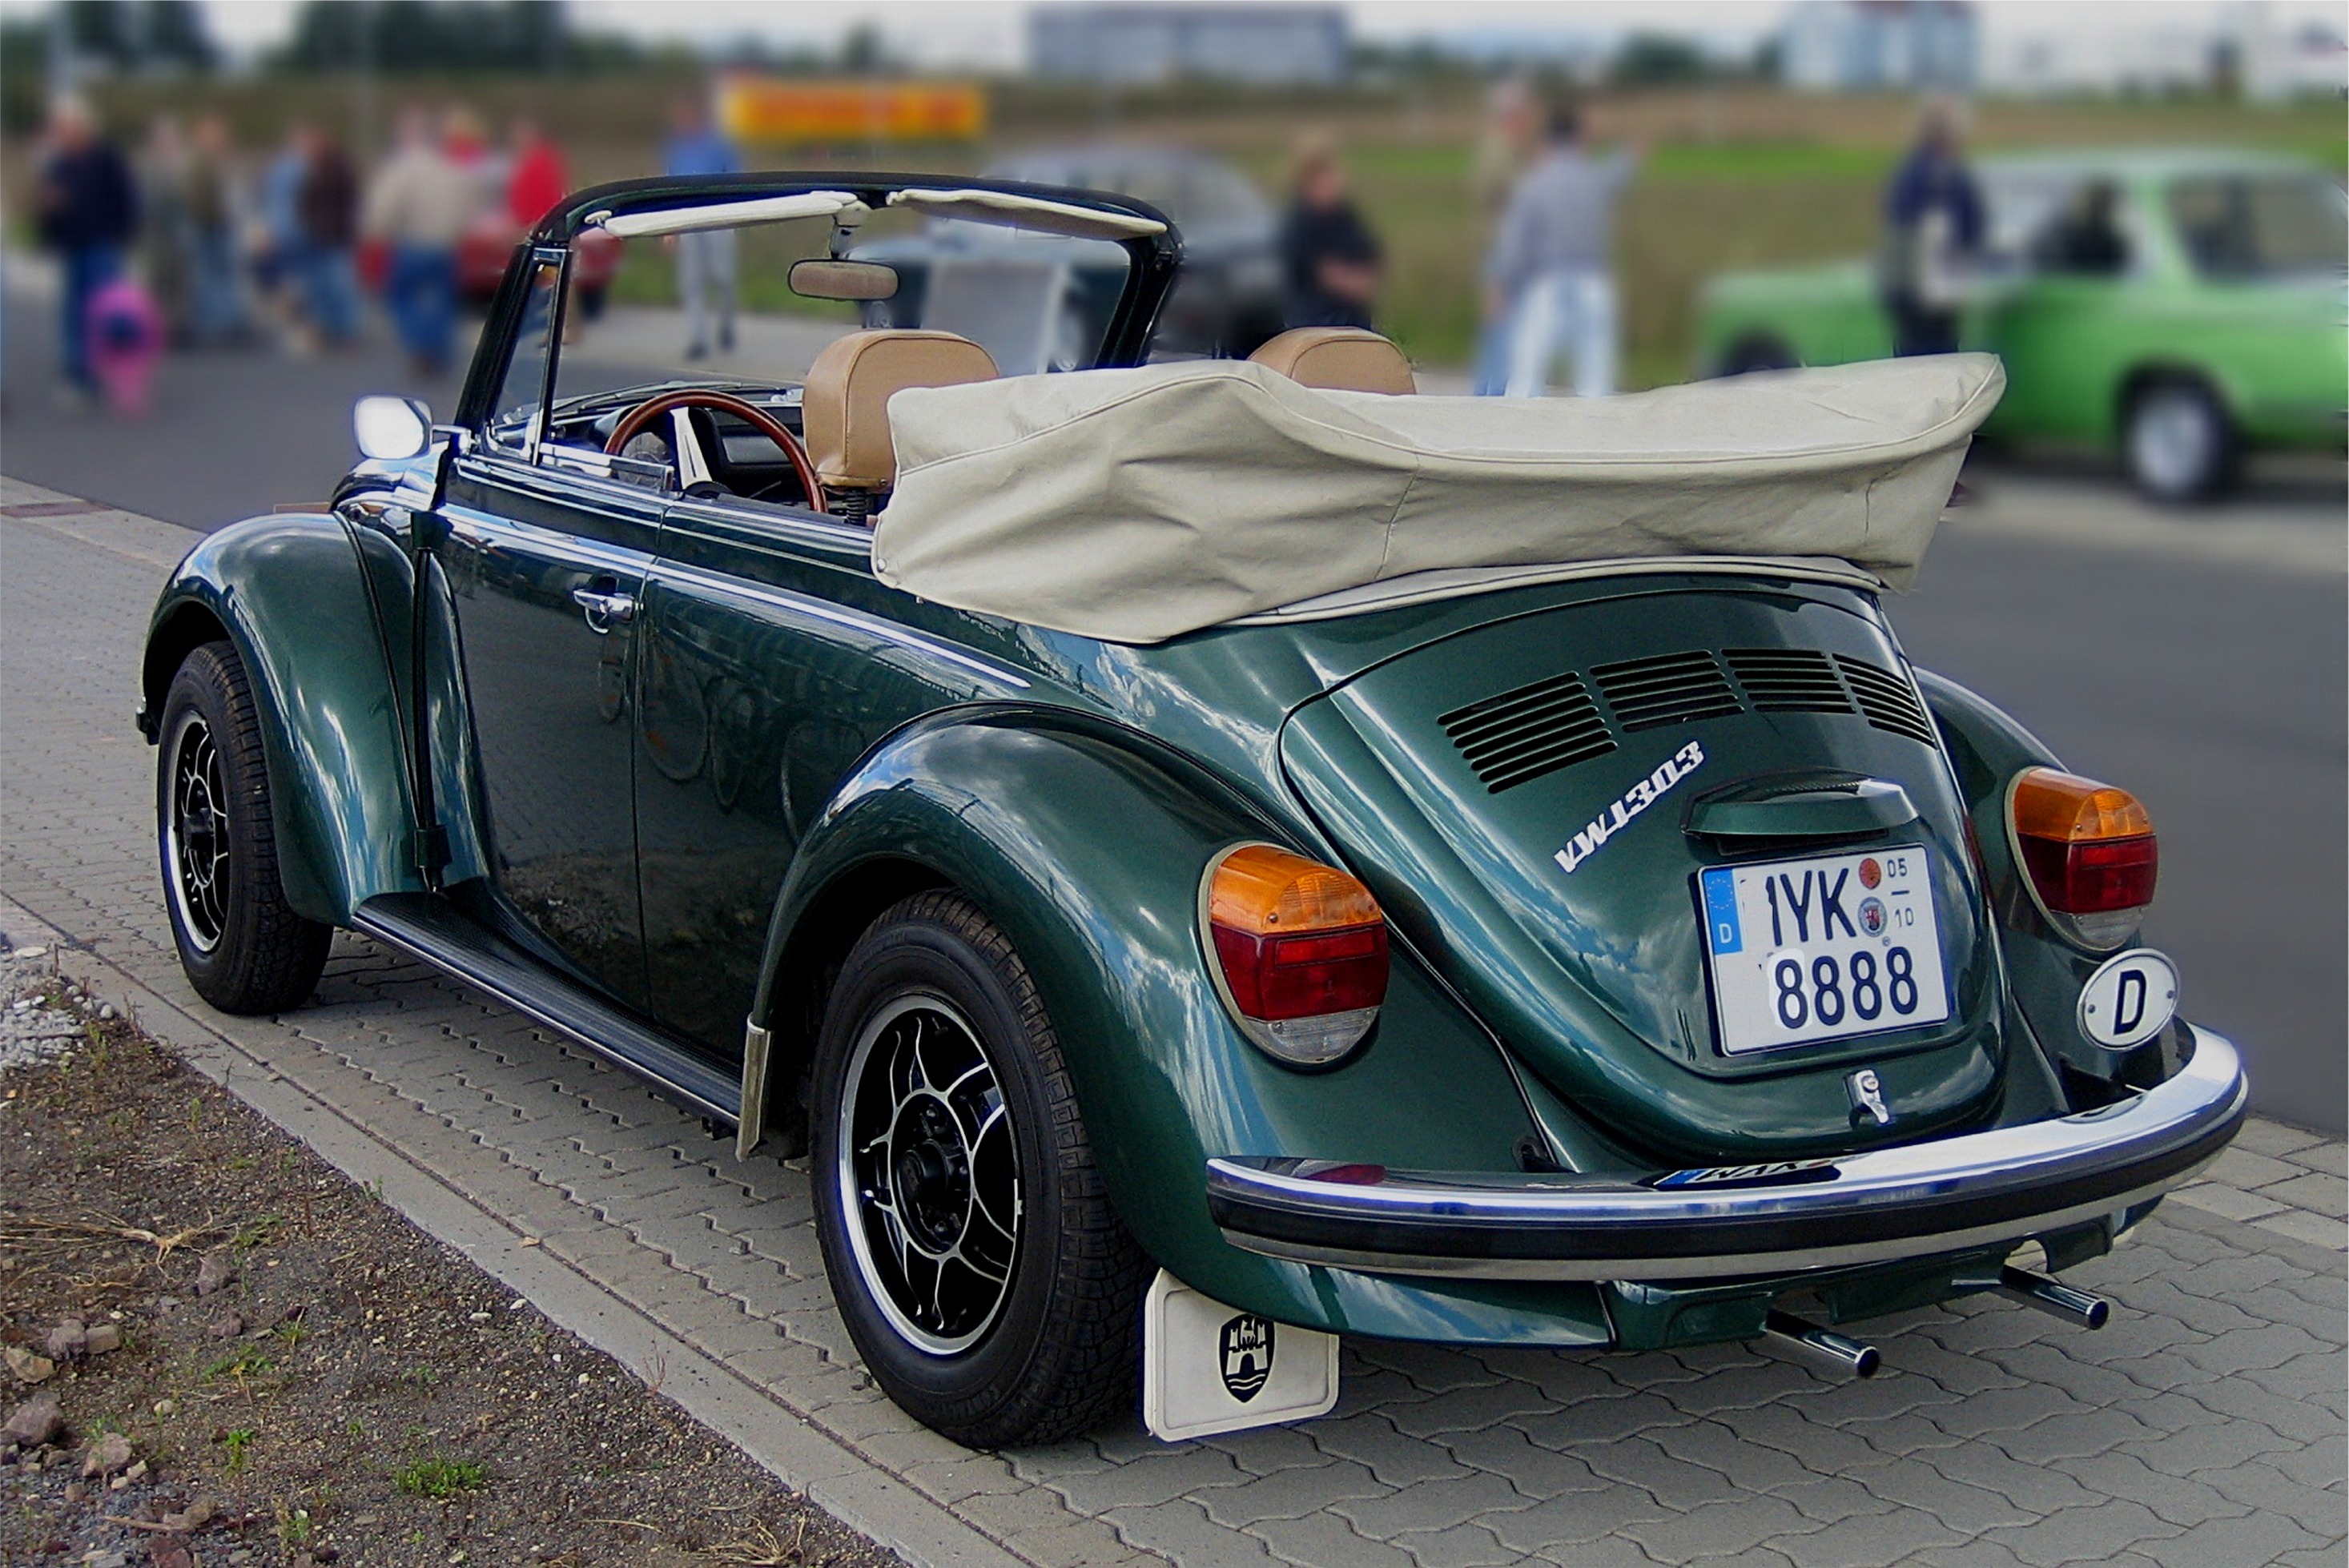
436, 252, 660, 1008
1980, 179, 2143, 444
633, 493, 1014, 1062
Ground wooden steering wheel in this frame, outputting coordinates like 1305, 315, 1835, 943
604, 388, 823, 509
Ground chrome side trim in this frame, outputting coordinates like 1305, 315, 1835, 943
1208, 1027, 2245, 1282
650, 559, 1032, 691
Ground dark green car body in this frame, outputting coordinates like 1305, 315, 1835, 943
139, 175, 2242, 1366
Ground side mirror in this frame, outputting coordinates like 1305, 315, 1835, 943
789, 258, 899, 301
354, 396, 433, 461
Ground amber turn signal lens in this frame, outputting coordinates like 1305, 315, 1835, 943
1205, 845, 1387, 1067
1208, 845, 1382, 935
2009, 767, 2158, 933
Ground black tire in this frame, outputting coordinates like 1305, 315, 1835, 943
1715, 334, 1800, 377
2122, 376, 2239, 504
811, 891, 1149, 1447
156, 641, 332, 1014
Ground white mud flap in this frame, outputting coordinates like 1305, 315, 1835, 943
1142, 1270, 1339, 1441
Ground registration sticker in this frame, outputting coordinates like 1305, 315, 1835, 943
1698, 846, 1951, 1055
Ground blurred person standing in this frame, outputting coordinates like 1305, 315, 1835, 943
1878, 99, 1983, 358
1470, 78, 1539, 394
255, 123, 315, 339
506, 117, 568, 229
34, 94, 139, 404
1276, 133, 1382, 332
1485, 102, 1639, 399
298, 134, 363, 348
364, 107, 478, 377
139, 116, 195, 344
184, 115, 247, 346
665, 98, 738, 358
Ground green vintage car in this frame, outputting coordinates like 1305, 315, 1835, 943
140, 174, 2244, 1449
1698, 149, 2347, 501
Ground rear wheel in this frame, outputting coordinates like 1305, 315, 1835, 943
156, 642, 332, 1014
1715, 334, 1800, 377
2122, 376, 2238, 503
811, 891, 1148, 1446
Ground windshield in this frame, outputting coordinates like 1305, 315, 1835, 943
989, 156, 1269, 233
2168, 173, 2347, 278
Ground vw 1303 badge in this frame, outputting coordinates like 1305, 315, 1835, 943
1219, 1314, 1275, 1402
1555, 742, 1705, 874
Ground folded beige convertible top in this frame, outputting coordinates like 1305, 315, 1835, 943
874, 353, 2004, 644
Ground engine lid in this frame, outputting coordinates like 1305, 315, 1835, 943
1278, 581, 2004, 1161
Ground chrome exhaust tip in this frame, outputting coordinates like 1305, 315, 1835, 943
1998, 1265, 2112, 1329
1764, 1309, 1880, 1378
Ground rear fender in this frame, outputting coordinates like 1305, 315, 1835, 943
754, 708, 1603, 1342
1918, 670, 2181, 1102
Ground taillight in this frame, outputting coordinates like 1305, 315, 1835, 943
1202, 844, 1388, 1067
2007, 767, 2156, 950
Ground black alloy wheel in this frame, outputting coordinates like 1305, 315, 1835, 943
156, 642, 332, 1014
811, 891, 1149, 1447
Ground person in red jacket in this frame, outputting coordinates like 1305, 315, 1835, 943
505, 118, 566, 231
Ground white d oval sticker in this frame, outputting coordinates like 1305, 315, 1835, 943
2077, 948, 2178, 1050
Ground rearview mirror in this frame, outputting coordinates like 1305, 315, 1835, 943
789, 258, 899, 301
354, 396, 432, 460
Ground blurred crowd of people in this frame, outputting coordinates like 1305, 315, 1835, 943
26, 93, 576, 408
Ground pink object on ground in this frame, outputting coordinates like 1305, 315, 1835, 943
86, 277, 165, 415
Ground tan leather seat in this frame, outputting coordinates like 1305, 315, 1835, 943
802, 329, 1000, 497
1247, 328, 1416, 396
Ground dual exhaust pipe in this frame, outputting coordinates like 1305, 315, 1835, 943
1764, 1264, 2110, 1380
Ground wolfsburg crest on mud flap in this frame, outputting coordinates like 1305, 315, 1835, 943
1219, 1313, 1275, 1402
1554, 742, 1706, 874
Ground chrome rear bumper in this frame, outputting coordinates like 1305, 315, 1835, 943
1208, 1027, 2246, 1281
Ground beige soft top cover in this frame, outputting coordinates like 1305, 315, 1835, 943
873, 353, 2004, 644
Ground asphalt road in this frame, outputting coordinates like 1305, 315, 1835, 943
4, 296, 2341, 1131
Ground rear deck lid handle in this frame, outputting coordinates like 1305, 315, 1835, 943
1685, 778, 1917, 840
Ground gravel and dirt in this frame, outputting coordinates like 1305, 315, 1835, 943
0, 948, 902, 1568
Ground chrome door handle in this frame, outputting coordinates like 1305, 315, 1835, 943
570, 585, 638, 633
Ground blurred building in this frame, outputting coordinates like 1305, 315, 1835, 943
1027, 4, 1349, 86
1780, 1, 1977, 93
2233, 5, 2347, 100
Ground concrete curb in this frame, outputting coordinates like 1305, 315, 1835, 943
0, 889, 1032, 1568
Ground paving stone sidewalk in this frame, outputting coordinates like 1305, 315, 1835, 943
2, 478, 2342, 1568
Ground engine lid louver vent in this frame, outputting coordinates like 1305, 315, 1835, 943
1723, 648, 1854, 714
1591, 652, 1744, 731
1440, 673, 1615, 793
1836, 655, 1939, 745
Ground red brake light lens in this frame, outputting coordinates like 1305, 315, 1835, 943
2015, 833, 2158, 915
1205, 845, 1388, 1066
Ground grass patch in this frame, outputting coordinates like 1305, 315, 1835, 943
393, 1453, 489, 1498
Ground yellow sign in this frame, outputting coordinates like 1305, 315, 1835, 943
717, 77, 987, 145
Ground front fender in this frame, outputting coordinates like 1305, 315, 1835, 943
1920, 670, 2182, 1100
756, 708, 1607, 1343
143, 513, 419, 924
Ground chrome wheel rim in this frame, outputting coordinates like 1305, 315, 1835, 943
166, 715, 229, 953
835, 995, 1022, 1356
2130, 390, 2213, 498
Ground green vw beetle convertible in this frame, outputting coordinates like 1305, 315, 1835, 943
139, 174, 2245, 1448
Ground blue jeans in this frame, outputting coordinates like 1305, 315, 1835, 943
59, 244, 123, 391
1472, 308, 1514, 396
304, 247, 360, 344
191, 225, 243, 344
386, 244, 455, 372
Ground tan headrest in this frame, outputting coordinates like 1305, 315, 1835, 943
1248, 328, 1416, 396
803, 329, 1000, 491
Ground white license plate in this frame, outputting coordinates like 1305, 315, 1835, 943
1699, 846, 1950, 1055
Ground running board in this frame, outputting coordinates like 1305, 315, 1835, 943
352, 892, 738, 1125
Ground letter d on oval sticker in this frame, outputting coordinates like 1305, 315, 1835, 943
2077, 949, 2178, 1050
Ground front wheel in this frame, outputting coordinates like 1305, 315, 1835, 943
2122, 376, 2238, 503
156, 641, 332, 1013
811, 891, 1148, 1447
